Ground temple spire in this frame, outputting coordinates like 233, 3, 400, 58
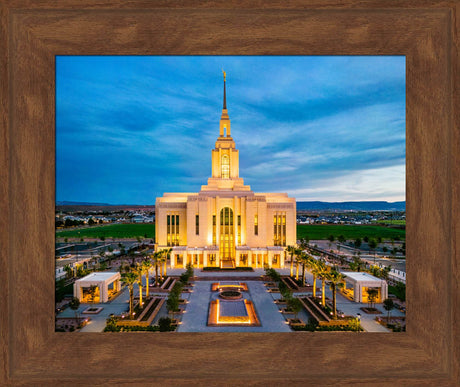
219, 70, 231, 137
222, 69, 227, 109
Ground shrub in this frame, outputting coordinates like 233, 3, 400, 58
279, 282, 292, 301
158, 317, 172, 332
306, 317, 319, 331
116, 325, 161, 332
265, 267, 281, 282
185, 263, 194, 278
170, 282, 183, 297
179, 272, 189, 284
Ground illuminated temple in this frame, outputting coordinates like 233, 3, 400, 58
155, 72, 296, 269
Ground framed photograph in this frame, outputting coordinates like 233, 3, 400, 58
1, 2, 458, 385
54, 55, 406, 334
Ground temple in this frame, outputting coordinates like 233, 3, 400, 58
155, 72, 296, 269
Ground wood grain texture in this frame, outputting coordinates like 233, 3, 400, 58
0, 1, 458, 385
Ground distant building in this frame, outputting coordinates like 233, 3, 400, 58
156, 73, 296, 269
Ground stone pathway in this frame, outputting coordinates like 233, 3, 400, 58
177, 280, 291, 332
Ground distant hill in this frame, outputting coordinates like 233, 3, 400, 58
56, 201, 113, 206
56, 200, 405, 212
55, 201, 155, 212
296, 201, 405, 211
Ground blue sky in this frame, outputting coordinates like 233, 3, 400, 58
56, 56, 405, 205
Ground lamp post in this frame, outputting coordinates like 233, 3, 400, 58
356, 313, 361, 332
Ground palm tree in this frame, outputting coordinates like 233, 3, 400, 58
294, 248, 302, 281
299, 237, 309, 251
152, 251, 163, 286
161, 248, 172, 279
64, 264, 73, 279
299, 252, 309, 286
326, 270, 346, 319
142, 257, 152, 299
133, 263, 144, 307
121, 271, 139, 319
349, 255, 365, 272
286, 245, 297, 277
128, 250, 137, 266
98, 251, 106, 269
160, 254, 166, 282
307, 257, 318, 299
317, 259, 330, 306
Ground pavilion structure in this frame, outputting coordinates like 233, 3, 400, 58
73, 272, 121, 303
341, 271, 388, 303
155, 72, 296, 269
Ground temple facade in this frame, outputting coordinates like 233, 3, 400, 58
155, 73, 296, 269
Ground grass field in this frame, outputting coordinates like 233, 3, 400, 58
56, 223, 155, 239
57, 223, 405, 241
297, 224, 405, 240
375, 219, 406, 225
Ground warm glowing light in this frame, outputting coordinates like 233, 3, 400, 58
209, 299, 259, 326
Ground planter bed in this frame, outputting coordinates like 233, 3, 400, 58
139, 298, 162, 322
283, 276, 299, 290
287, 318, 305, 327
82, 306, 103, 314
300, 297, 330, 323
160, 277, 176, 291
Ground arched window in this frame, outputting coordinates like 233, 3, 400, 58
221, 154, 230, 178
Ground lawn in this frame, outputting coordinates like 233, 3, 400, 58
297, 224, 405, 241
56, 223, 155, 239
57, 222, 405, 241
375, 219, 406, 225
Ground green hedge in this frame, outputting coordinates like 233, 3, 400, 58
292, 324, 363, 332
104, 324, 176, 332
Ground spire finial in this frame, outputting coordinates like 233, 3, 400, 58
222, 69, 227, 109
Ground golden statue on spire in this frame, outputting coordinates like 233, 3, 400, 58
222, 69, 226, 81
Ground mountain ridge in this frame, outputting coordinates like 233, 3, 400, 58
57, 200, 405, 211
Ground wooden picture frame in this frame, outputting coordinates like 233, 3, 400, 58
1, 1, 458, 385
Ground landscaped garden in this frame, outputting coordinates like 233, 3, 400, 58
103, 260, 195, 333
264, 266, 363, 332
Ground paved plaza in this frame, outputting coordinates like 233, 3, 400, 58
57, 267, 404, 332
178, 280, 291, 332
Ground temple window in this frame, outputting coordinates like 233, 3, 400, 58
221, 154, 230, 178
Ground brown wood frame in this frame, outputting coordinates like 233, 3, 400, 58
0, 1, 458, 385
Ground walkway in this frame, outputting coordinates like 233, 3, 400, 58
178, 280, 291, 332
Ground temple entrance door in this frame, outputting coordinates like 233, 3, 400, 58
219, 207, 235, 268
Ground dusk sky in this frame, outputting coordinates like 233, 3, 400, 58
56, 56, 405, 205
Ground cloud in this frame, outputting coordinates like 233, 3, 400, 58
56, 56, 405, 204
